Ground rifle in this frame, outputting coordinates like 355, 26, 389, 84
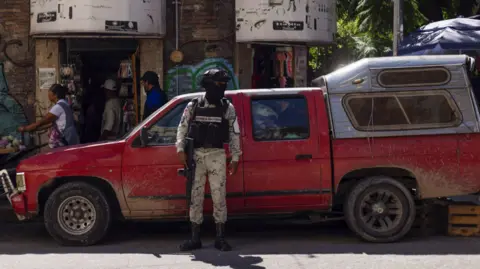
177, 98, 200, 217
177, 137, 196, 217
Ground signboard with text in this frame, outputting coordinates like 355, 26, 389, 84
30, 0, 166, 36
235, 0, 337, 43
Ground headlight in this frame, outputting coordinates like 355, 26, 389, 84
16, 172, 26, 192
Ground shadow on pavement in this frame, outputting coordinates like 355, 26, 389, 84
0, 218, 478, 259
191, 251, 264, 269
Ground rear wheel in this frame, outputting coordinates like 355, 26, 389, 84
344, 176, 416, 243
44, 182, 111, 246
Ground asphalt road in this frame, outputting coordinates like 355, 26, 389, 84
0, 214, 480, 269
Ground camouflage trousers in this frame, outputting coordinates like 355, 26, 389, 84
189, 148, 228, 224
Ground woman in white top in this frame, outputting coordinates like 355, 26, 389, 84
18, 84, 79, 149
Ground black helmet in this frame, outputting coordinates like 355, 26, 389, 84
200, 68, 230, 88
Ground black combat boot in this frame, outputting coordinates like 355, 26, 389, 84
214, 223, 232, 251
179, 222, 202, 251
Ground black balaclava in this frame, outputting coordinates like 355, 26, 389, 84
202, 69, 229, 105
205, 82, 226, 105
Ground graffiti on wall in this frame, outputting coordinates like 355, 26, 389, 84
0, 63, 28, 140
165, 58, 239, 99
0, 22, 35, 148
0, 23, 34, 68
0, 37, 34, 68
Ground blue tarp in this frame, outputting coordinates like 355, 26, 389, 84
398, 17, 480, 55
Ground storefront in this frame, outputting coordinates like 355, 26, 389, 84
235, 0, 336, 89
30, 0, 166, 145
57, 39, 142, 143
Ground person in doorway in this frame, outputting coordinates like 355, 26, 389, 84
18, 84, 79, 149
141, 71, 168, 120
82, 76, 105, 143
99, 79, 122, 141
176, 68, 242, 252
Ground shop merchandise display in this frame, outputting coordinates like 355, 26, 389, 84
122, 100, 136, 134
117, 59, 137, 134
59, 52, 140, 141
118, 60, 133, 79
0, 135, 26, 154
60, 60, 83, 126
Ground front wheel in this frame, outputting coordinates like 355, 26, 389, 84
44, 182, 112, 246
344, 176, 416, 243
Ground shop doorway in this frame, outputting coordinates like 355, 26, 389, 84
251, 45, 294, 89
60, 39, 140, 144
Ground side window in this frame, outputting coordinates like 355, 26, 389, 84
344, 90, 462, 131
377, 67, 451, 88
147, 101, 189, 145
251, 96, 309, 141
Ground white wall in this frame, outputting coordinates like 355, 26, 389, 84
30, 0, 166, 36
235, 0, 336, 43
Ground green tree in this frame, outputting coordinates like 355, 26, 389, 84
309, 0, 480, 76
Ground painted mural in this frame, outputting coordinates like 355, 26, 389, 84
0, 63, 29, 144
0, 20, 36, 154
165, 58, 239, 100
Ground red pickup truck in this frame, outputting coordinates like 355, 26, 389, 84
2, 55, 480, 246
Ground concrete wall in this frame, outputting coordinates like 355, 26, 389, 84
0, 0, 35, 136
34, 39, 59, 148
235, 43, 253, 89
139, 39, 164, 120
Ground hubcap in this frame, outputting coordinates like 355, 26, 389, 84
57, 196, 96, 235
359, 190, 403, 233
371, 202, 386, 214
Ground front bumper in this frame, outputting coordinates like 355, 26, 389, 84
0, 169, 27, 220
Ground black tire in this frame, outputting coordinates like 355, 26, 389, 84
344, 176, 416, 243
44, 181, 111, 246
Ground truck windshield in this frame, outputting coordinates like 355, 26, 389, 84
119, 94, 233, 140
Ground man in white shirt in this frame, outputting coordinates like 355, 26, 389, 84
100, 79, 122, 141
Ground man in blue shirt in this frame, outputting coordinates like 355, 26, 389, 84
140, 71, 168, 120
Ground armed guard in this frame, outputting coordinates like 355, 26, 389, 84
175, 68, 242, 251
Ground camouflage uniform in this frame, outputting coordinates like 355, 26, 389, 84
175, 97, 242, 224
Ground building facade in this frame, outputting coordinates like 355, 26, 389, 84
164, 0, 337, 96
0, 0, 336, 147
0, 0, 35, 137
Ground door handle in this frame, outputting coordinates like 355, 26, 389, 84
295, 154, 312, 160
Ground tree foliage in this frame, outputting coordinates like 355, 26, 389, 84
309, 0, 480, 76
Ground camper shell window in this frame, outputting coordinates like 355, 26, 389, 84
343, 90, 462, 131
377, 67, 451, 88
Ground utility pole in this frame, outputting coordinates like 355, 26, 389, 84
393, 0, 404, 56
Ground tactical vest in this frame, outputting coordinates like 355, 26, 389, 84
187, 97, 229, 149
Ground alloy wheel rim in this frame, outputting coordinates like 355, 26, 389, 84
358, 189, 404, 233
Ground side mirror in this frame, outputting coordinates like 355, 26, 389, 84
139, 127, 149, 147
